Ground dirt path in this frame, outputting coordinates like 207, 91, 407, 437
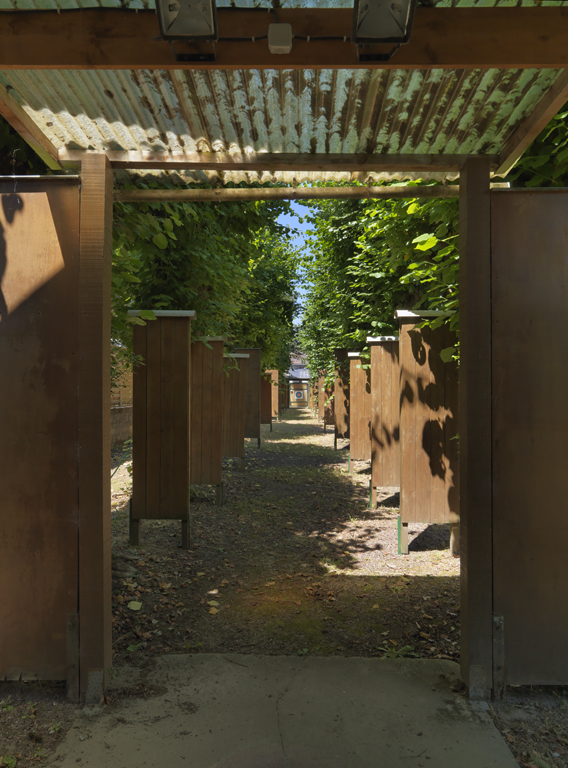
110, 409, 460, 663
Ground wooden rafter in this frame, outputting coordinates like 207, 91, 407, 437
0, 83, 62, 170
60, 150, 496, 172
496, 70, 568, 177
1, 8, 568, 70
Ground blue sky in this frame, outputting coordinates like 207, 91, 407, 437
277, 201, 311, 324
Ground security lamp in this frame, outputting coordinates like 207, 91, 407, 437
352, 0, 416, 45
156, 0, 218, 41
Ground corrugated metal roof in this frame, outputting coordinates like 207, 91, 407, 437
0, 67, 561, 184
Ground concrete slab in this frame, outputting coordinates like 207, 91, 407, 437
49, 655, 518, 768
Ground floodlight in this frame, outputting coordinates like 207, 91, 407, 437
352, 0, 416, 45
156, 0, 218, 42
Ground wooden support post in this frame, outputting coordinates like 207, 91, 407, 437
78, 153, 113, 703
450, 522, 460, 557
181, 519, 190, 550
459, 157, 493, 700
215, 484, 224, 506
398, 517, 409, 555
129, 501, 140, 547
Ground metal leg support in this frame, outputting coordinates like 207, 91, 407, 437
216, 483, 224, 506
398, 516, 409, 555
181, 518, 190, 550
129, 499, 140, 547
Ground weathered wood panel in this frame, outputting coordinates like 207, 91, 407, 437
234, 347, 261, 440
260, 373, 273, 425
492, 189, 568, 685
334, 349, 350, 440
191, 339, 224, 485
222, 355, 248, 458
348, 352, 371, 461
318, 374, 325, 420
397, 312, 459, 527
290, 380, 308, 407
369, 338, 400, 492
0, 179, 81, 683
132, 313, 192, 520
269, 370, 279, 419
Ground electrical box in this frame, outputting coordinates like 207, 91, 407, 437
268, 23, 293, 54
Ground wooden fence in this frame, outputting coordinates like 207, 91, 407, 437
334, 349, 350, 449
348, 351, 371, 463
235, 348, 261, 446
131, 311, 194, 549
222, 353, 249, 464
368, 336, 400, 506
191, 337, 225, 504
396, 311, 459, 555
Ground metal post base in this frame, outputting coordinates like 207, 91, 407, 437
129, 499, 140, 547
216, 483, 224, 506
398, 516, 409, 555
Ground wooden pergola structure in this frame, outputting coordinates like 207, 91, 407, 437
2, 2, 568, 703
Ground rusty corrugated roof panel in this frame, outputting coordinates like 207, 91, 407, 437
0, 66, 562, 183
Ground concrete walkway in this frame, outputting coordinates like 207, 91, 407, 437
50, 655, 518, 768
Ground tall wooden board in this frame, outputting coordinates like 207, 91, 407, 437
318, 374, 325, 420
0, 179, 81, 683
369, 337, 400, 497
334, 349, 350, 441
234, 347, 261, 440
260, 373, 273, 425
131, 313, 192, 524
348, 352, 371, 461
191, 339, 224, 485
290, 380, 308, 407
269, 370, 279, 419
397, 312, 459, 529
491, 189, 568, 685
222, 354, 248, 459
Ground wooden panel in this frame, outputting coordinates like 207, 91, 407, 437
459, 158, 493, 698
334, 349, 350, 439
370, 341, 400, 489
398, 320, 459, 526
222, 358, 246, 459
191, 340, 224, 485
132, 326, 147, 518
132, 315, 191, 520
349, 356, 371, 461
234, 348, 261, 439
5, 8, 568, 70
318, 375, 324, 420
260, 373, 272, 425
492, 190, 568, 685
269, 370, 279, 419
290, 381, 308, 408
0, 179, 80, 682
78, 154, 112, 701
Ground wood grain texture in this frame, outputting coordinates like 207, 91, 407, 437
172, 317, 191, 517
191, 340, 224, 485
78, 154, 112, 699
398, 320, 459, 526
370, 340, 401, 489
3, 8, 568, 69
260, 373, 273, 425
334, 349, 350, 440
222, 358, 247, 459
0, 179, 80, 682
492, 189, 568, 685
459, 157, 492, 697
234, 348, 261, 440
349, 356, 372, 461
132, 326, 147, 519
267, 369, 279, 419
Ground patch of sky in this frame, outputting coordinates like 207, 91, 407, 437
277, 200, 311, 325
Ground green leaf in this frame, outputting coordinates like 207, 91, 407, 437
152, 233, 168, 250
126, 643, 143, 653
440, 346, 456, 363
127, 601, 142, 611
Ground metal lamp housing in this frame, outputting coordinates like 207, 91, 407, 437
156, 0, 218, 41
352, 0, 416, 45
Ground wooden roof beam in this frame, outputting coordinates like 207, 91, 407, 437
0, 83, 62, 170
60, 150, 497, 173
2, 7, 568, 70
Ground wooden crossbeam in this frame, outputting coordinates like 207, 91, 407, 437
114, 185, 460, 203
61, 150, 495, 172
0, 83, 62, 170
1, 8, 568, 70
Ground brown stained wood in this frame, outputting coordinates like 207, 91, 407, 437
78, 154, 113, 700
4, 8, 568, 70
159, 318, 176, 517
132, 326, 147, 519
235, 348, 261, 440
0, 82, 62, 169
370, 341, 400, 490
334, 349, 350, 440
290, 381, 308, 408
171, 318, 191, 519
260, 373, 273, 425
318, 375, 325, 421
492, 189, 568, 685
398, 317, 459, 527
349, 356, 372, 461
459, 157, 492, 698
191, 339, 204, 483
191, 340, 224, 485
267, 369, 279, 419
222, 358, 247, 459
144, 319, 162, 519
0, 179, 80, 682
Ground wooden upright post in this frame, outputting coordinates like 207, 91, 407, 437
459, 157, 493, 699
78, 154, 113, 703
